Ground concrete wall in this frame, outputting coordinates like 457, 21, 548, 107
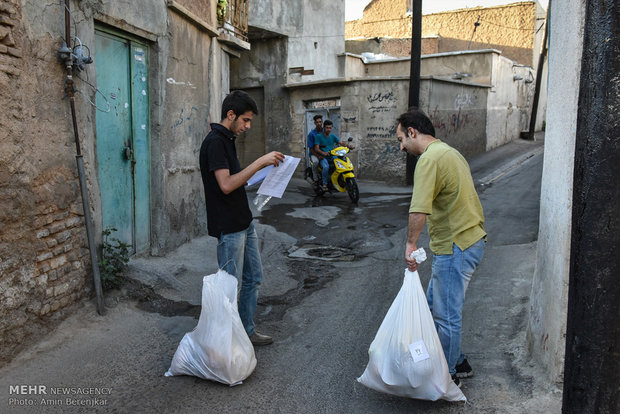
527, 0, 584, 383
343, 79, 410, 180
423, 79, 488, 159
230, 37, 291, 166
346, 37, 440, 58
486, 54, 536, 150
421, 50, 494, 85
153, 11, 212, 254
248, 0, 302, 37
232, 0, 344, 167
287, 0, 344, 83
357, 49, 537, 157
249, 0, 344, 84
280, 48, 534, 182
0, 0, 227, 364
365, 58, 411, 77
283, 74, 493, 183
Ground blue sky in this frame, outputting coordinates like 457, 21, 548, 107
345, 0, 548, 21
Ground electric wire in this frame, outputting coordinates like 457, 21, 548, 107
75, 73, 111, 112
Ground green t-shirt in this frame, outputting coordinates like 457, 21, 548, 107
315, 133, 340, 153
409, 140, 486, 254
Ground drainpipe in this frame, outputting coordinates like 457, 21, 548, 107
59, 0, 105, 315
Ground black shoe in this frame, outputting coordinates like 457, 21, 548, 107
249, 332, 273, 346
455, 358, 474, 378
452, 374, 462, 388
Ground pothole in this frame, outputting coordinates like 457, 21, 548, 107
121, 278, 200, 318
288, 245, 356, 262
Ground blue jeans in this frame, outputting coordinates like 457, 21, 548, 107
319, 157, 331, 185
217, 222, 263, 336
426, 238, 485, 375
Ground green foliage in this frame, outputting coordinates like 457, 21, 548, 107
217, 0, 227, 21
98, 227, 130, 290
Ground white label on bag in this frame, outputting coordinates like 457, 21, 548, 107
408, 340, 430, 363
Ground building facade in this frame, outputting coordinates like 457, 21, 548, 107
0, 0, 246, 363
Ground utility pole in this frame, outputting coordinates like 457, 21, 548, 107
527, 5, 549, 140
59, 0, 104, 315
406, 0, 422, 185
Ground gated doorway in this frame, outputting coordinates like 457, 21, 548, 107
304, 99, 341, 167
94, 27, 150, 254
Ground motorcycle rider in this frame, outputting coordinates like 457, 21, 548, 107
314, 119, 354, 191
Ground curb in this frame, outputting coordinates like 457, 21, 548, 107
476, 145, 544, 187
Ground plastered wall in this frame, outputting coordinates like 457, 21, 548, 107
527, 0, 584, 383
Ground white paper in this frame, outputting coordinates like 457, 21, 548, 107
257, 156, 300, 198
409, 247, 427, 263
247, 165, 273, 186
408, 340, 430, 363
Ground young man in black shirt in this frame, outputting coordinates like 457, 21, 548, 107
199, 90, 284, 345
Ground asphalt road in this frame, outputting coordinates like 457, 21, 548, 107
0, 139, 560, 413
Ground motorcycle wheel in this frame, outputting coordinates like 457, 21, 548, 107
346, 178, 359, 203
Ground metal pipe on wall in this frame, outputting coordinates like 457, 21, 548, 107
62, 0, 105, 315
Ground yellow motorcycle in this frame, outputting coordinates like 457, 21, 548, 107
306, 140, 359, 203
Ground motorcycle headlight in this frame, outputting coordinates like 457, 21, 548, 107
334, 149, 346, 157
334, 159, 346, 168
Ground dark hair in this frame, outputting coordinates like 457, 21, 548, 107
397, 107, 435, 137
323, 119, 333, 127
313, 114, 323, 121
221, 90, 258, 120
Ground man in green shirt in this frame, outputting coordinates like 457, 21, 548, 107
397, 108, 486, 387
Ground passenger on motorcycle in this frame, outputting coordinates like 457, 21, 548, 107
313, 119, 354, 191
307, 114, 324, 186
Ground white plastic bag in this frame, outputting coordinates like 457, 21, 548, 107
357, 267, 466, 402
165, 270, 257, 386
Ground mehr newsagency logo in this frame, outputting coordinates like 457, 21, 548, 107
8, 384, 112, 407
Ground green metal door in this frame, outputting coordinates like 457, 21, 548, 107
95, 29, 150, 254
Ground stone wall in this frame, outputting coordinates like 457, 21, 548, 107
345, 1, 540, 66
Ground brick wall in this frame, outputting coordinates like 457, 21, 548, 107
345, 1, 538, 66
0, 0, 90, 365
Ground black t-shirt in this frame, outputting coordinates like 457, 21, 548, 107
199, 123, 253, 238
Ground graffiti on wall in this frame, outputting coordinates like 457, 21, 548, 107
172, 105, 201, 139
366, 125, 398, 139
454, 93, 474, 110
365, 125, 400, 157
429, 106, 471, 135
367, 91, 397, 114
